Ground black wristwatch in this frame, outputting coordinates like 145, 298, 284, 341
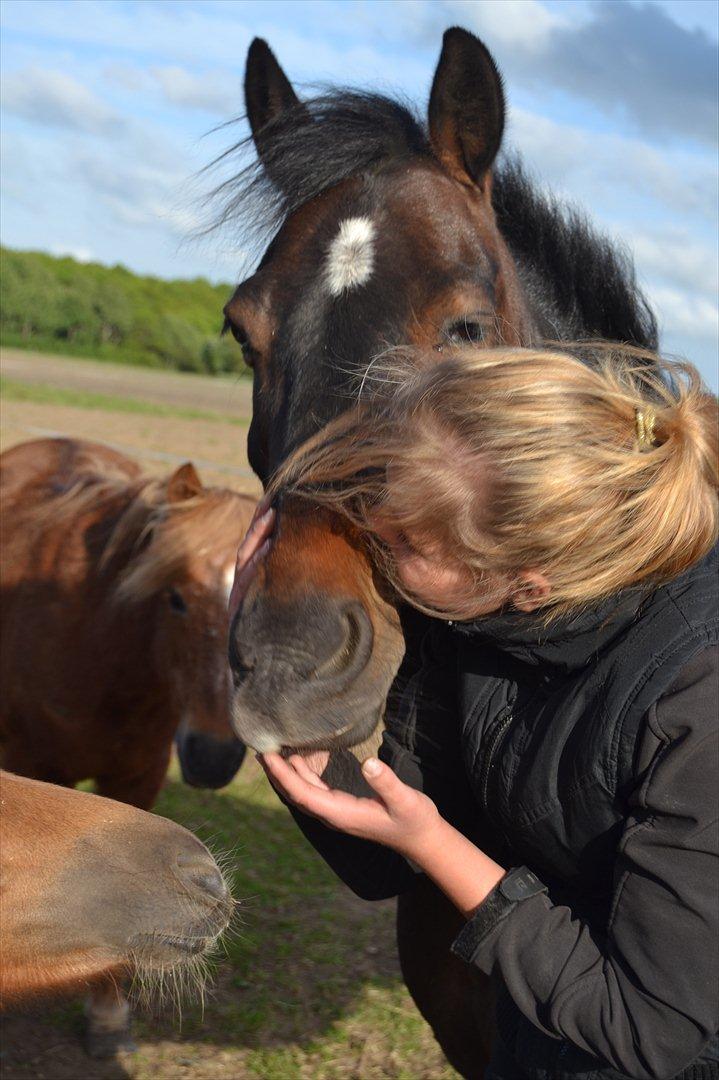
451, 866, 547, 964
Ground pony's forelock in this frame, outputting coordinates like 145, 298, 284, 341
14, 474, 253, 605
112, 488, 253, 604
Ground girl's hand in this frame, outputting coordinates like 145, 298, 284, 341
259, 752, 442, 862
229, 498, 276, 621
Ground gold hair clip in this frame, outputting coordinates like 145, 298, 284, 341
635, 408, 657, 451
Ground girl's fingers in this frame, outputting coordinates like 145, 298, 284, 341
228, 507, 275, 617
235, 538, 271, 589
262, 753, 338, 815
360, 757, 406, 806
237, 507, 275, 564
288, 754, 331, 790
261, 753, 379, 830
254, 493, 273, 519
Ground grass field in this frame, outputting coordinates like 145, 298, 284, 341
0, 377, 249, 426
0, 349, 457, 1080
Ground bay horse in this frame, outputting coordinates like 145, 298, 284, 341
0, 437, 253, 1054
1, 769, 232, 1006
218, 27, 657, 1076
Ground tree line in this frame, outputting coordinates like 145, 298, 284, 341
0, 247, 248, 376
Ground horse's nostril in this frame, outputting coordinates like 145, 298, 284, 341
176, 853, 229, 902
313, 600, 373, 685
190, 868, 228, 902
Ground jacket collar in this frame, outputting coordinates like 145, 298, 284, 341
450, 543, 717, 674
450, 593, 643, 675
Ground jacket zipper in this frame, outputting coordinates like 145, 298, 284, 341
480, 708, 513, 811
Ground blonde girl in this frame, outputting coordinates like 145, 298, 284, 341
235, 345, 718, 1080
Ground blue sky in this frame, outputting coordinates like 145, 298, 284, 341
1, 0, 717, 386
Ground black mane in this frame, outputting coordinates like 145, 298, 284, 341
208, 90, 657, 348
492, 159, 657, 348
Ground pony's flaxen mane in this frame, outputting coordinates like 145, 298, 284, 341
115, 486, 251, 603
207, 91, 657, 348
22, 475, 252, 603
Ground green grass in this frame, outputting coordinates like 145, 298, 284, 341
0, 376, 249, 426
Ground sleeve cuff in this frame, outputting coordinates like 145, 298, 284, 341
451, 866, 547, 964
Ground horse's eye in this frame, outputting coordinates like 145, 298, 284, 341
230, 322, 249, 348
222, 318, 256, 367
445, 320, 486, 345
169, 588, 187, 614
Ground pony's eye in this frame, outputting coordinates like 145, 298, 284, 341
169, 588, 187, 614
445, 320, 485, 345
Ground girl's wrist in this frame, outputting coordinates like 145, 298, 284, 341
407, 817, 506, 920
398, 811, 446, 865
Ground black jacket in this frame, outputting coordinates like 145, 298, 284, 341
290, 548, 719, 1080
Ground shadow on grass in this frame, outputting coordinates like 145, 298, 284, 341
1, 766, 405, 1078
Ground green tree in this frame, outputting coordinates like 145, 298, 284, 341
0, 247, 249, 377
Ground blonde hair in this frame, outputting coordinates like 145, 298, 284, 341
272, 345, 718, 620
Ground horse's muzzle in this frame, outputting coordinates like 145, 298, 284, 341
227, 592, 387, 751
176, 730, 247, 789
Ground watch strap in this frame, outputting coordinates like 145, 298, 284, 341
451, 866, 547, 964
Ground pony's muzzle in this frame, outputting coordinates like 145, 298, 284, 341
176, 729, 247, 790
228, 593, 376, 749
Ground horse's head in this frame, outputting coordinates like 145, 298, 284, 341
119, 464, 254, 787
223, 29, 537, 752
0, 770, 233, 1002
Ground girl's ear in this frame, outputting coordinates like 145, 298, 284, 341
512, 571, 551, 612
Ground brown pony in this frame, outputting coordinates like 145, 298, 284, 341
0, 768, 233, 1050
0, 437, 253, 1053
215, 28, 657, 1076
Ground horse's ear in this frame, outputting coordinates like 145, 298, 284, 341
428, 27, 505, 189
244, 38, 301, 154
166, 463, 202, 503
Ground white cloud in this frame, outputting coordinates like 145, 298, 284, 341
623, 227, 719, 301
415, 0, 718, 146
150, 66, 238, 115
74, 152, 187, 228
649, 285, 719, 344
445, 0, 568, 51
507, 108, 718, 223
48, 243, 94, 262
1, 68, 123, 136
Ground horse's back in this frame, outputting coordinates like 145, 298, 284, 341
0, 439, 143, 734
0, 437, 140, 507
